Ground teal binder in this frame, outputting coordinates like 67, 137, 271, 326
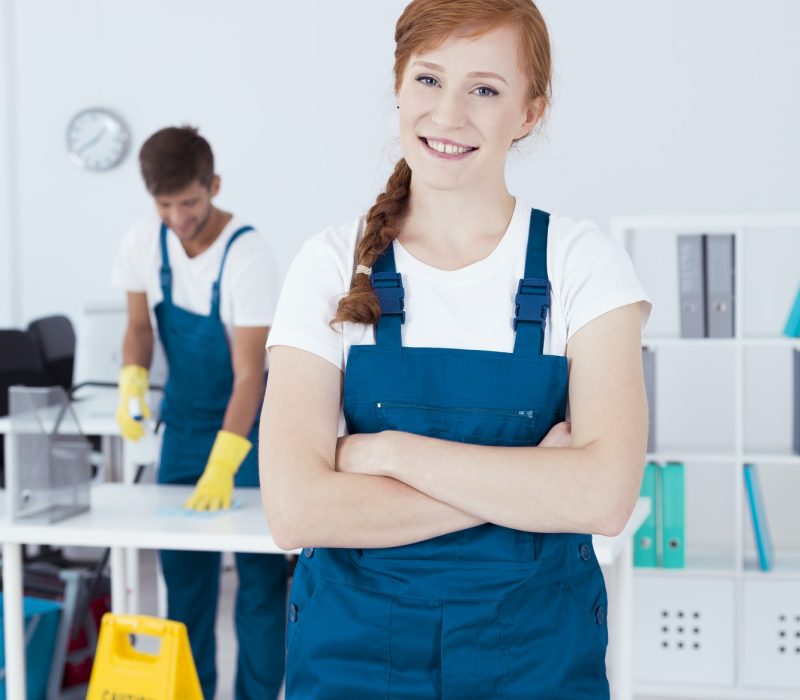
634, 462, 659, 567
784, 284, 800, 337
661, 461, 686, 568
744, 463, 774, 571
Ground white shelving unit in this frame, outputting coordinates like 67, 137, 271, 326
610, 215, 800, 700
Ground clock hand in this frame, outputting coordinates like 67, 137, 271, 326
76, 129, 105, 154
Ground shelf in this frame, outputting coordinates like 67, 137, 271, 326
740, 452, 800, 466
612, 213, 800, 230
618, 214, 800, 700
645, 451, 800, 465
641, 336, 800, 348
635, 682, 800, 700
742, 337, 800, 348
642, 337, 737, 347
646, 450, 737, 462
743, 552, 800, 579
634, 550, 737, 577
635, 554, 800, 580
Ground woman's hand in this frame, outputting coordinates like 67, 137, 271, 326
538, 421, 572, 448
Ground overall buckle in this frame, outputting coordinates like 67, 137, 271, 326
371, 271, 405, 323
514, 277, 550, 331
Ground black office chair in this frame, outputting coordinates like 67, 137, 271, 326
0, 329, 50, 488
27, 314, 76, 392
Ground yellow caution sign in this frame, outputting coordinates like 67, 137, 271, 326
87, 613, 203, 700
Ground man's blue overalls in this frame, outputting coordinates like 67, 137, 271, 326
285, 210, 610, 699
155, 224, 287, 700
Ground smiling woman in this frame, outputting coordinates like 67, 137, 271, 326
260, 1, 652, 698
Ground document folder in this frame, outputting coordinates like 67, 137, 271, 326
677, 234, 707, 338
661, 461, 686, 568
705, 234, 735, 338
744, 463, 774, 571
634, 461, 659, 567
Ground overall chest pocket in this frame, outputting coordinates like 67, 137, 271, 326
374, 402, 539, 447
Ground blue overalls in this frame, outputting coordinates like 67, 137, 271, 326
285, 210, 610, 699
155, 223, 287, 700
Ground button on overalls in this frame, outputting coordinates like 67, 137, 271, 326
286, 210, 610, 699
155, 223, 287, 700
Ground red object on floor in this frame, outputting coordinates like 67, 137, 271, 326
62, 594, 111, 687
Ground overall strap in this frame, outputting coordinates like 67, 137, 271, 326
513, 209, 551, 356
210, 226, 255, 316
159, 222, 173, 304
371, 242, 404, 347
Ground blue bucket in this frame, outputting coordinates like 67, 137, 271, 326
0, 595, 62, 700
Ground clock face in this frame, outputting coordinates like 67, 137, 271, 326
66, 108, 130, 171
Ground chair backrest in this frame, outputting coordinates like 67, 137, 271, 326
0, 329, 49, 416
27, 315, 76, 391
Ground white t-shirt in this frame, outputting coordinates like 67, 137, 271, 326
111, 215, 280, 348
268, 198, 651, 369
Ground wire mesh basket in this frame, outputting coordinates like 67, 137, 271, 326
8, 386, 91, 523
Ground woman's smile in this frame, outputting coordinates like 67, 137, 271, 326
419, 135, 478, 160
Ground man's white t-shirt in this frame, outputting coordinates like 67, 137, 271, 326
267, 198, 652, 432
111, 215, 280, 348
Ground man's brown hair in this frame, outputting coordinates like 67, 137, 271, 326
139, 126, 214, 196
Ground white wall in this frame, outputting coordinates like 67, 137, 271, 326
0, 0, 17, 324
0, 0, 798, 329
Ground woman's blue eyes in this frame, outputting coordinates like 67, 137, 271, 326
417, 75, 439, 88
415, 75, 498, 97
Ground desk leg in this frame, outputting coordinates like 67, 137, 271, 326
110, 546, 128, 615
100, 435, 116, 482
610, 537, 633, 700
125, 548, 139, 614
2, 542, 26, 700
118, 437, 141, 614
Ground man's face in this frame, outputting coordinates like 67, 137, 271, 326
154, 178, 218, 242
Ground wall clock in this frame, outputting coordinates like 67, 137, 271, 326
66, 107, 130, 171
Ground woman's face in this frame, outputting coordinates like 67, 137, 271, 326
396, 24, 542, 194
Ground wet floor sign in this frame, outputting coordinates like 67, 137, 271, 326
86, 614, 202, 699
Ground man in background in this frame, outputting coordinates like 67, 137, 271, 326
111, 126, 286, 699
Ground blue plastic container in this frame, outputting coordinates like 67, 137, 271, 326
0, 595, 62, 700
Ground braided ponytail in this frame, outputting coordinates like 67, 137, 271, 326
331, 159, 412, 326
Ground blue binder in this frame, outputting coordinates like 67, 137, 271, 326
794, 350, 800, 456
634, 462, 659, 567
744, 463, 774, 571
784, 284, 800, 337
661, 461, 686, 569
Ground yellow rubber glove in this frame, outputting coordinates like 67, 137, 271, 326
115, 365, 152, 442
184, 430, 252, 512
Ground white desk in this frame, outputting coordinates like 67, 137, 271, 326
0, 482, 649, 700
0, 386, 159, 616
